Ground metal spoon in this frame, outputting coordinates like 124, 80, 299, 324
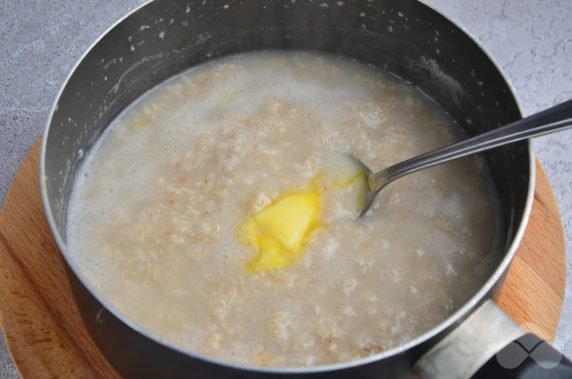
354, 99, 572, 217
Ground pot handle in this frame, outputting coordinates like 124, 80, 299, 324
412, 300, 572, 379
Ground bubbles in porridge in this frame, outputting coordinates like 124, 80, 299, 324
67, 51, 503, 367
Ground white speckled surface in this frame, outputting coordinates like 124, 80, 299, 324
0, 0, 570, 377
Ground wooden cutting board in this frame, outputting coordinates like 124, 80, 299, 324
0, 140, 566, 378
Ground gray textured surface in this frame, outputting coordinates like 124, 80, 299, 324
0, 0, 570, 376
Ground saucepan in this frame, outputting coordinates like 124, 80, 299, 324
40, 0, 571, 377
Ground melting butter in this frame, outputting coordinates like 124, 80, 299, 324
238, 154, 370, 273
239, 185, 321, 272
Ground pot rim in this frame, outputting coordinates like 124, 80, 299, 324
40, 0, 536, 374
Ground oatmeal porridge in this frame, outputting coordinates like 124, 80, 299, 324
67, 51, 503, 367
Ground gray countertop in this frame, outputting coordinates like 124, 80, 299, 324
1, 0, 571, 377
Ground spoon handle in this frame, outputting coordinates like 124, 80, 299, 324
370, 98, 572, 192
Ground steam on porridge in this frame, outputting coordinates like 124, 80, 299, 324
67, 51, 503, 367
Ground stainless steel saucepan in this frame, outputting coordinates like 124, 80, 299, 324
40, 0, 571, 377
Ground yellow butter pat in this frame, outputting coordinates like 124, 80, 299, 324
239, 188, 321, 272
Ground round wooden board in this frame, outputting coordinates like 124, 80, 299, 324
0, 140, 566, 378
